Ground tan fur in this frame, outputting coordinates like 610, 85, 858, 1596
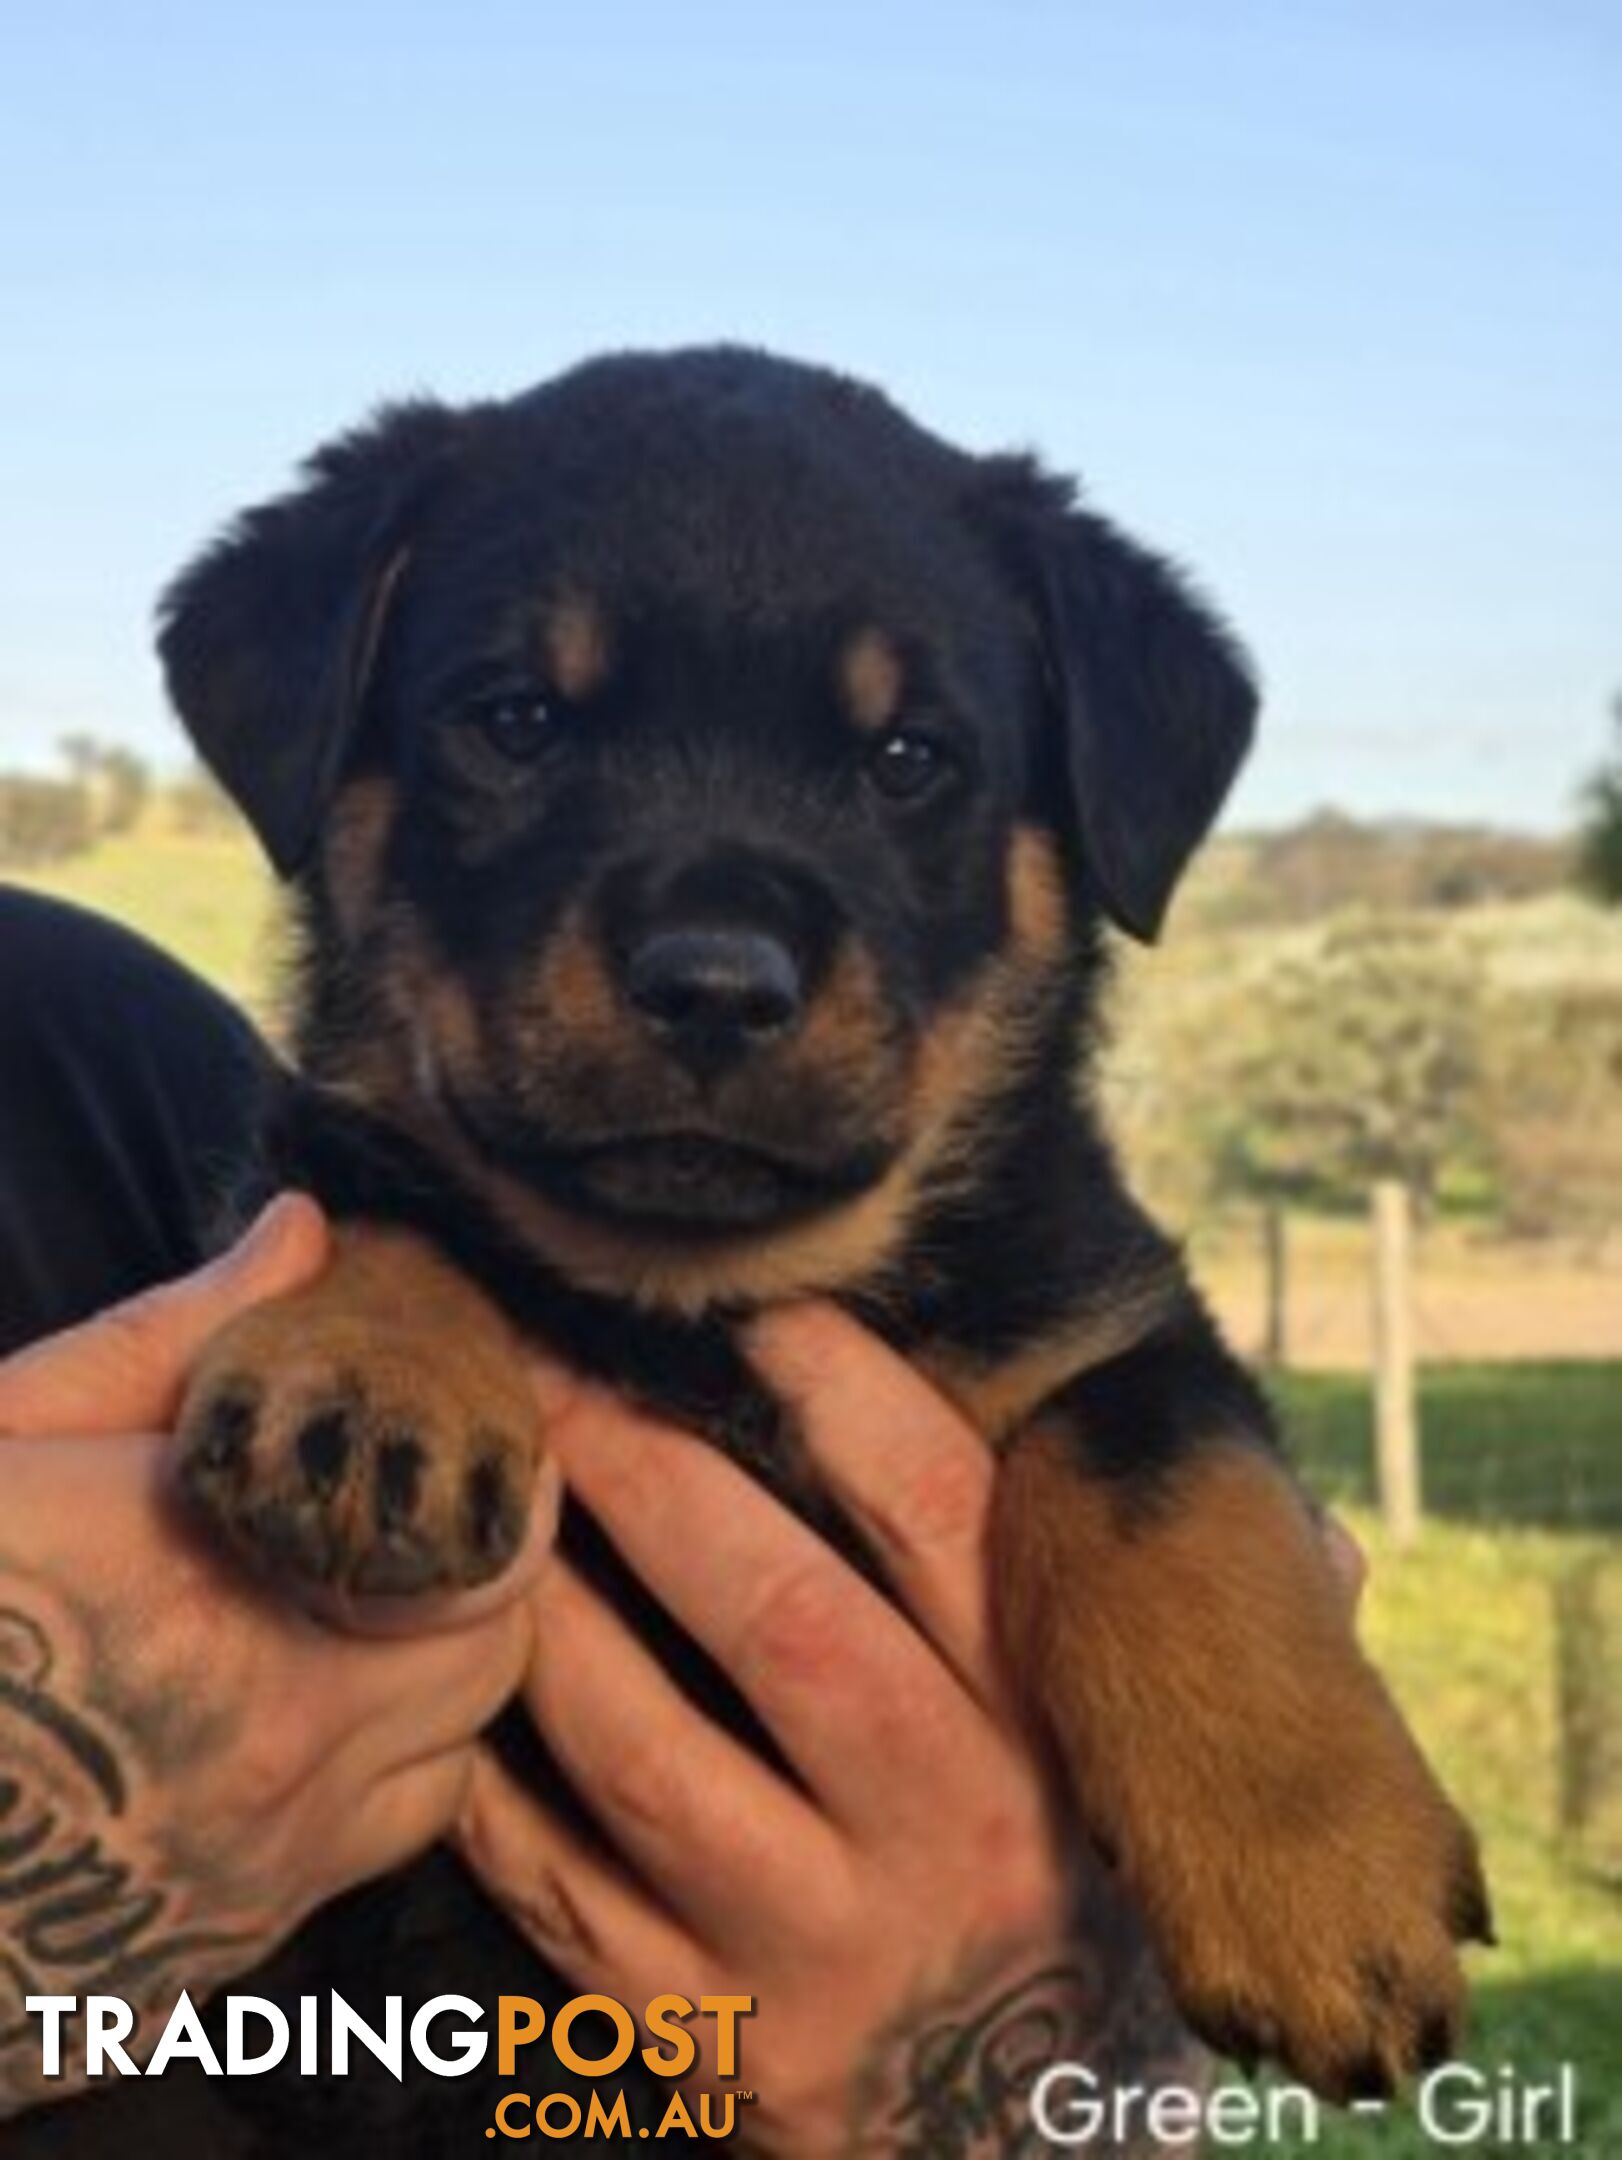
776, 937, 906, 1139
527, 908, 623, 1042
322, 1223, 522, 1335
926, 1271, 1179, 1444
839, 626, 904, 732
914, 824, 1152, 1435
302, 822, 1077, 1322
343, 934, 1031, 1315
320, 778, 397, 941
443, 830, 1071, 1312
993, 1431, 1485, 2094
178, 1226, 540, 1594
1006, 824, 1067, 957
545, 594, 610, 700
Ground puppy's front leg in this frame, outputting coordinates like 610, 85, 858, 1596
991, 1334, 1490, 2100
177, 1225, 539, 1596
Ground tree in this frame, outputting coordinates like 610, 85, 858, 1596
0, 776, 95, 866
56, 731, 101, 788
169, 761, 243, 837
1213, 914, 1487, 1211
98, 746, 151, 834
1576, 693, 1622, 904
1482, 986, 1622, 1241
49, 733, 152, 836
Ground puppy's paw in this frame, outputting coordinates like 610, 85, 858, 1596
1145, 1747, 1491, 2100
993, 1427, 1491, 2104
175, 1232, 537, 1596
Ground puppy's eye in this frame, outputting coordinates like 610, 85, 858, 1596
469, 691, 556, 762
866, 728, 954, 802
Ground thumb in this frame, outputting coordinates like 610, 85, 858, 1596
0, 1194, 331, 1439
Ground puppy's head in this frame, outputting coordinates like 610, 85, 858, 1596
160, 349, 1254, 1309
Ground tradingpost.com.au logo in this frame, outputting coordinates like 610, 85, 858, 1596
24, 1989, 757, 2142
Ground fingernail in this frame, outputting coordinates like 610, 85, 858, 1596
235, 1192, 295, 1253
527, 1354, 579, 1422
737, 1307, 786, 1354
227, 1191, 318, 1269
738, 1304, 814, 1370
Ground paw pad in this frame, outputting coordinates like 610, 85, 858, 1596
295, 1409, 353, 1495
178, 1349, 533, 1599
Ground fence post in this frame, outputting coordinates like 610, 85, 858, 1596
1556, 1557, 1622, 1883
1371, 1178, 1421, 1547
1261, 1204, 1287, 1368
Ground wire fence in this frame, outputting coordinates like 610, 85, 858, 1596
1198, 1196, 1622, 1538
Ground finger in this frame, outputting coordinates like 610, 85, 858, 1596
742, 1303, 1000, 1697
455, 1747, 703, 1999
543, 1391, 988, 1831
527, 1346, 588, 1425
0, 1194, 331, 1438
322, 1750, 480, 1893
317, 1583, 541, 1761
519, 1562, 839, 1943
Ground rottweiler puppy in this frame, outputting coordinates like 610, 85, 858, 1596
159, 346, 1488, 2103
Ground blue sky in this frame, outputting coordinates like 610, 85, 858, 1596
1, 1, 1616, 830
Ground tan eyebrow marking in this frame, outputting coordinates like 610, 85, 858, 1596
543, 595, 610, 699
839, 626, 904, 732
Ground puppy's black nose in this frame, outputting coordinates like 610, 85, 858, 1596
626, 926, 803, 1066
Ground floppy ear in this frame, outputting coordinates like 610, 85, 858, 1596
975, 457, 1258, 941
157, 400, 465, 876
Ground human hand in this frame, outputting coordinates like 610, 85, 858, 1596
0, 1197, 556, 2117
457, 1306, 1212, 2155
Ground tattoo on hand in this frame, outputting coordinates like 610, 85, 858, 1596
886, 1961, 1092, 2157
0, 1602, 248, 2113
855, 1874, 1205, 2157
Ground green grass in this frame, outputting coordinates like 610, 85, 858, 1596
1276, 1363, 1622, 1534
1245, 1509, 1622, 2156
1268, 1365, 1621, 2150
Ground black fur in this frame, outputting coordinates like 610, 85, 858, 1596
111, 347, 1261, 2153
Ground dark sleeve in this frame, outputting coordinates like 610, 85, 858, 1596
0, 886, 277, 1354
